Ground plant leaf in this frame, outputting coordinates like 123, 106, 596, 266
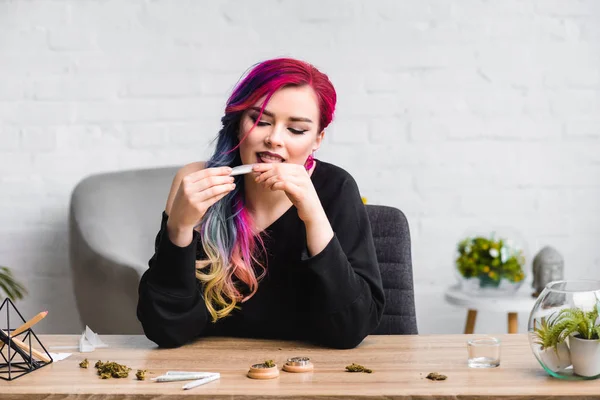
0, 266, 27, 301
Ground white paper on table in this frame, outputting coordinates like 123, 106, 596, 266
48, 352, 72, 362
49, 326, 108, 353
79, 333, 94, 352
78, 326, 108, 352
85, 326, 108, 348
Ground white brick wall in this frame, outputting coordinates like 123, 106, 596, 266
1, 0, 599, 335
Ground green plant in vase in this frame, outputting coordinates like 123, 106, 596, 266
555, 306, 600, 378
528, 280, 600, 380
456, 235, 525, 292
0, 266, 27, 302
532, 312, 572, 372
531, 304, 600, 378
556, 307, 600, 341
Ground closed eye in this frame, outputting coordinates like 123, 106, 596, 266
289, 128, 307, 135
249, 114, 270, 126
250, 114, 306, 134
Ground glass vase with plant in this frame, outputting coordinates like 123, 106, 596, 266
455, 234, 525, 295
528, 280, 600, 379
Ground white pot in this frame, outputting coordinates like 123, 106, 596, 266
539, 342, 571, 372
569, 336, 600, 378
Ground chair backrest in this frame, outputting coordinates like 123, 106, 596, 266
70, 166, 179, 272
366, 205, 418, 335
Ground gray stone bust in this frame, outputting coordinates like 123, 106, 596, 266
532, 246, 564, 297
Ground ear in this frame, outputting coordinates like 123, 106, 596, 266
313, 129, 325, 152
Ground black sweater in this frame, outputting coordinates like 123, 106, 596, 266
137, 160, 385, 349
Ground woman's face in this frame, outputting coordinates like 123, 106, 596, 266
237, 85, 324, 167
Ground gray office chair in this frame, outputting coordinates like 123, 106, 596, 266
70, 167, 178, 334
366, 205, 418, 335
70, 168, 418, 335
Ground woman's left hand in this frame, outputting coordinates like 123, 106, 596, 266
252, 163, 324, 223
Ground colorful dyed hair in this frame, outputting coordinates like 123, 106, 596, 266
196, 58, 337, 321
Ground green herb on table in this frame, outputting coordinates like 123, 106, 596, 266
345, 363, 372, 373
426, 372, 447, 381
94, 360, 132, 379
136, 369, 147, 380
79, 358, 89, 368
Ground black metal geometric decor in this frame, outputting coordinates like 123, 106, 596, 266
0, 298, 53, 381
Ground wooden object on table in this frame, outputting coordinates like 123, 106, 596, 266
2, 334, 600, 399
0, 298, 53, 381
0, 330, 51, 363
10, 311, 48, 337
445, 284, 538, 334
282, 357, 314, 373
0, 328, 39, 368
246, 363, 280, 380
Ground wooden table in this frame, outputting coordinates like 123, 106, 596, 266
2, 334, 600, 399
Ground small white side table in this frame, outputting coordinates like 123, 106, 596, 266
444, 284, 538, 334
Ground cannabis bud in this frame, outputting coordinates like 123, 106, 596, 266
94, 360, 132, 379
263, 360, 275, 368
79, 358, 89, 369
136, 369, 147, 380
426, 372, 447, 381
345, 363, 372, 373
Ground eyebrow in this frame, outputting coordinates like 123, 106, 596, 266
249, 107, 313, 123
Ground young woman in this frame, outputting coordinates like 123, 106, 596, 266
137, 58, 385, 349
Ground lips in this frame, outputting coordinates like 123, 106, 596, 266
257, 152, 285, 163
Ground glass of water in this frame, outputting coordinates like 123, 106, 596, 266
467, 337, 501, 368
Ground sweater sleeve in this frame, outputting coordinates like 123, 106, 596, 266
136, 212, 209, 348
299, 176, 385, 349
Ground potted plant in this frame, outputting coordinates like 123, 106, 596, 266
531, 312, 572, 372
456, 234, 526, 295
528, 280, 600, 380
0, 266, 27, 302
555, 306, 600, 378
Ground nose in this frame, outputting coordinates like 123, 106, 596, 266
265, 124, 284, 147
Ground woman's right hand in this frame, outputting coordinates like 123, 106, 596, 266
167, 166, 235, 247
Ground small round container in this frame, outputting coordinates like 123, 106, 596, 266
467, 337, 501, 368
247, 363, 279, 379
282, 357, 314, 373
